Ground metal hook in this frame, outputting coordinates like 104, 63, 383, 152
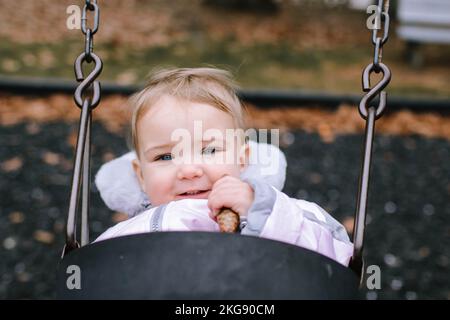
74, 52, 103, 109
359, 62, 391, 120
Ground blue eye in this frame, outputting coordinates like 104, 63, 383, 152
203, 147, 216, 155
155, 154, 172, 161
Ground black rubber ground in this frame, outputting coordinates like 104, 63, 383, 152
1, 121, 448, 299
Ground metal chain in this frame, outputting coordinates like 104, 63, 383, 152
371, 0, 390, 71
359, 0, 392, 120
63, 0, 103, 257
350, 0, 392, 279
81, 0, 99, 63
75, 0, 102, 108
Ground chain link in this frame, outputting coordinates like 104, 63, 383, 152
81, 0, 99, 63
81, 0, 99, 36
85, 0, 97, 10
371, 0, 390, 71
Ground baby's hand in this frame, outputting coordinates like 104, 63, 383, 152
207, 175, 254, 221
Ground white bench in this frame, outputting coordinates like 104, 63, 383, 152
397, 0, 450, 44
396, 0, 450, 66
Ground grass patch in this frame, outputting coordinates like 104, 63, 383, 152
1, 37, 449, 98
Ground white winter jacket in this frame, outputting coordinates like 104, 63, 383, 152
95, 178, 354, 267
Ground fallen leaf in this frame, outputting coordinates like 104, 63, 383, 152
33, 230, 55, 244
42, 151, 61, 166
1, 157, 24, 172
9, 211, 25, 224
67, 130, 78, 149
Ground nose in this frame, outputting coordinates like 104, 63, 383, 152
176, 164, 204, 180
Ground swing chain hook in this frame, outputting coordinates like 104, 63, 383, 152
358, 62, 391, 120
359, 0, 392, 121
74, 52, 103, 109
64, 0, 102, 257
74, 0, 103, 109
351, 0, 391, 279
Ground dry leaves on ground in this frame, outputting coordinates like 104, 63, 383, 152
0, 0, 368, 49
1, 93, 450, 142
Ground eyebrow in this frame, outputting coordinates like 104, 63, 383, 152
144, 143, 174, 157
143, 138, 223, 157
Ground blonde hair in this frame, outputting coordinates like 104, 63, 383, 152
130, 67, 248, 156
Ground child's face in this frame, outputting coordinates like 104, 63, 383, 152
132, 95, 249, 206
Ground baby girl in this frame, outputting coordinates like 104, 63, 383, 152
94, 67, 353, 266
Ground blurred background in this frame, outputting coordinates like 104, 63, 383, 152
0, 0, 449, 299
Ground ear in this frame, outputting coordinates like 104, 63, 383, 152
239, 142, 250, 173
132, 158, 146, 193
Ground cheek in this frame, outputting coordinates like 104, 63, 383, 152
221, 147, 243, 177
141, 166, 174, 203
207, 163, 241, 181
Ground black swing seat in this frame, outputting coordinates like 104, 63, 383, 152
57, 232, 359, 299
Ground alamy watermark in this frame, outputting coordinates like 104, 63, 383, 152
66, 264, 81, 290
366, 5, 382, 30
66, 5, 82, 30
67, 3, 383, 31
365, 264, 381, 290
154, 122, 280, 176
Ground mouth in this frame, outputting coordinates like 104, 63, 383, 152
176, 189, 211, 199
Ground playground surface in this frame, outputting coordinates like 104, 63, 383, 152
0, 99, 448, 299
0, 0, 449, 300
